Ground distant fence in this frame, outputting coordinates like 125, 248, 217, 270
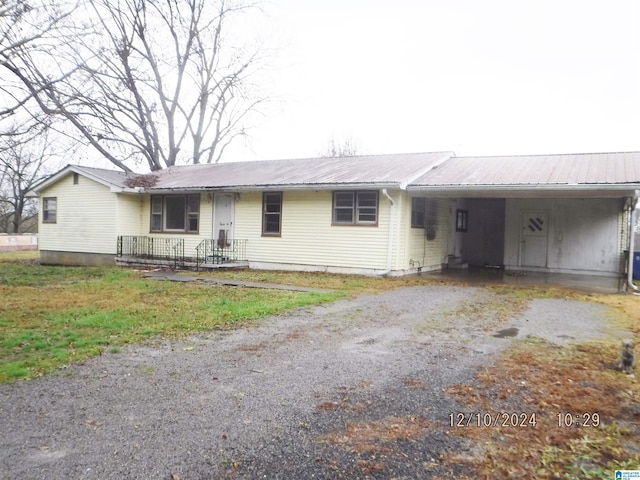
0, 234, 38, 252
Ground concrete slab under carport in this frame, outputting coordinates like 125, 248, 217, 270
421, 266, 625, 294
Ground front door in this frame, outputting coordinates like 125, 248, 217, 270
521, 211, 548, 267
213, 194, 234, 246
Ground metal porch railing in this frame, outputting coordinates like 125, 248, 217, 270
117, 235, 185, 267
196, 238, 247, 270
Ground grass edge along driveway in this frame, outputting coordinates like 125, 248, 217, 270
0, 257, 344, 383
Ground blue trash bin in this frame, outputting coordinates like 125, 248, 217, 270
634, 252, 640, 280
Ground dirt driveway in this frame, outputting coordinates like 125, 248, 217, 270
0, 285, 624, 479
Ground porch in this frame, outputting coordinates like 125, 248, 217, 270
116, 236, 248, 270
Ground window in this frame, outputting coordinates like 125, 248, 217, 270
151, 196, 162, 231
43, 197, 57, 223
164, 196, 187, 230
73, 173, 79, 185
150, 194, 200, 233
411, 197, 426, 228
262, 192, 282, 235
333, 191, 378, 225
456, 209, 468, 232
413, 197, 438, 239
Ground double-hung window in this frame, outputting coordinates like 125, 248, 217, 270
332, 191, 378, 225
411, 197, 426, 228
150, 194, 200, 233
43, 197, 57, 223
262, 192, 282, 236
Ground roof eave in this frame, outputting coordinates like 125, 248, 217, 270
28, 164, 127, 195
406, 183, 640, 198
110, 186, 144, 194
146, 182, 404, 193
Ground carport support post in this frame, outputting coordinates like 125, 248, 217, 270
626, 196, 639, 294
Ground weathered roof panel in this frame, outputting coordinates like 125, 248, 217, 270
73, 165, 129, 188
409, 152, 640, 187
31, 151, 640, 198
28, 164, 130, 196
151, 152, 453, 190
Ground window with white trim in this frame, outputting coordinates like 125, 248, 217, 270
332, 191, 378, 225
43, 197, 57, 223
262, 192, 282, 236
150, 194, 200, 233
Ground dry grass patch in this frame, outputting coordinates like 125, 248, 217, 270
404, 377, 426, 390
322, 415, 430, 454
184, 268, 457, 295
443, 312, 640, 479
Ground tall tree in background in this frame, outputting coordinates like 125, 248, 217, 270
322, 136, 359, 157
0, 119, 58, 232
0, 0, 80, 117
2, 0, 269, 172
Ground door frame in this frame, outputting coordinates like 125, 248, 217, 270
519, 210, 549, 268
211, 193, 235, 241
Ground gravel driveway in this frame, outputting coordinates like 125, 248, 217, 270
0, 285, 623, 479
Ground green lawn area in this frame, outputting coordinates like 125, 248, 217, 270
0, 252, 349, 383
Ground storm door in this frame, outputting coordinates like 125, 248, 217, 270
213, 194, 234, 247
520, 211, 548, 267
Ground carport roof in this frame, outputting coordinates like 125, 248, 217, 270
408, 151, 640, 188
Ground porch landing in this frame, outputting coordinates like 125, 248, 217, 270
115, 256, 249, 271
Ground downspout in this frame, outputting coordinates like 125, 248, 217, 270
381, 189, 395, 275
626, 196, 640, 294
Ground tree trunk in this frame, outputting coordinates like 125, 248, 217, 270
11, 198, 23, 233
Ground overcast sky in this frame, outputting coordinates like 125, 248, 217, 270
222, 0, 640, 162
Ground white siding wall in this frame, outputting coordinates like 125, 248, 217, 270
39, 174, 117, 254
115, 194, 144, 236
402, 195, 451, 272
504, 198, 623, 275
234, 190, 391, 271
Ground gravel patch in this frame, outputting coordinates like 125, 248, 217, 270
0, 285, 626, 479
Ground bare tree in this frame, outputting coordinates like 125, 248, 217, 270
3, 0, 269, 172
0, 119, 57, 233
321, 136, 359, 157
0, 0, 80, 117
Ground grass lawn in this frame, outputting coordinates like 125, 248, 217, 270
0, 251, 346, 383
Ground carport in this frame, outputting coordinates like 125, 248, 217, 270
407, 152, 640, 288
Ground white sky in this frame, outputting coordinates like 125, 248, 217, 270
222, 0, 640, 162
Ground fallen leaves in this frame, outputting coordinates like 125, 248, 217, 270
443, 337, 640, 478
321, 415, 430, 454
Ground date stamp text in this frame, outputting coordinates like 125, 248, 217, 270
449, 412, 538, 428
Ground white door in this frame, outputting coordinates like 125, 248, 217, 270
521, 211, 548, 267
213, 194, 234, 246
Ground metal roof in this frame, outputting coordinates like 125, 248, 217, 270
72, 165, 129, 187
28, 164, 130, 196
30, 151, 640, 198
150, 152, 453, 191
409, 151, 640, 187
